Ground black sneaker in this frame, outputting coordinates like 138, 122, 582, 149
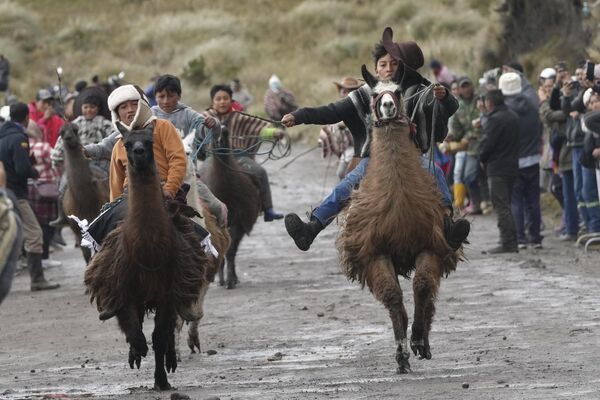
446, 218, 470, 250
482, 245, 519, 254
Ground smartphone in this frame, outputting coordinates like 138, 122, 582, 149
586, 61, 595, 82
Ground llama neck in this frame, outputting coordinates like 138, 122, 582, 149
64, 145, 96, 196
126, 168, 169, 229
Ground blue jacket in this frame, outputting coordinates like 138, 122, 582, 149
0, 121, 38, 198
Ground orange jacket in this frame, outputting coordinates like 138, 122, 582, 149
109, 119, 187, 201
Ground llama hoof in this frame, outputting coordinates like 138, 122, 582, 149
226, 280, 236, 289
396, 352, 411, 374
128, 347, 143, 369
187, 335, 201, 354
410, 338, 432, 360
166, 350, 178, 373
153, 380, 172, 391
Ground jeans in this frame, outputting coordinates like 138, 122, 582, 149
511, 164, 542, 244
572, 147, 600, 233
313, 156, 452, 225
454, 152, 482, 209
488, 176, 517, 248
561, 170, 579, 236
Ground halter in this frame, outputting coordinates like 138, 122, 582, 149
372, 90, 403, 127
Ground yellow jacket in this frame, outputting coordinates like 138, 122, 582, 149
109, 119, 187, 201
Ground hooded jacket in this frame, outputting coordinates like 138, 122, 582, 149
582, 110, 600, 169
151, 102, 206, 139
504, 93, 542, 167
0, 121, 38, 198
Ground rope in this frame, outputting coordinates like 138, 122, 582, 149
233, 110, 286, 127
280, 145, 319, 169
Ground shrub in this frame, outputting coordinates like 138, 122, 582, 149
182, 56, 210, 87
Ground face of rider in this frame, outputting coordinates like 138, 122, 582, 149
155, 89, 180, 114
117, 100, 138, 125
211, 90, 232, 115
375, 53, 399, 82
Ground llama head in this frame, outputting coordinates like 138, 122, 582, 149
59, 123, 81, 150
121, 124, 155, 172
361, 64, 404, 124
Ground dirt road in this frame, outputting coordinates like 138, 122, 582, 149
1, 146, 599, 400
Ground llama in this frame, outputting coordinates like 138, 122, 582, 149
60, 123, 109, 263
200, 127, 261, 289
84, 125, 209, 390
337, 65, 461, 373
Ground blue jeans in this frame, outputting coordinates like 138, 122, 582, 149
560, 170, 579, 236
511, 164, 542, 244
572, 147, 600, 233
313, 156, 452, 225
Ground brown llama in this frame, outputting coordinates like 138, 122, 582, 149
84, 125, 209, 390
60, 123, 109, 263
200, 127, 261, 289
337, 65, 461, 373
175, 201, 231, 356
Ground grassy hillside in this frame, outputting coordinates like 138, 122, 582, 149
0, 0, 596, 122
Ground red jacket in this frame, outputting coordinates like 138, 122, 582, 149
28, 102, 65, 147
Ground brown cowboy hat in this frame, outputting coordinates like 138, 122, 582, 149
333, 76, 362, 90
381, 27, 424, 70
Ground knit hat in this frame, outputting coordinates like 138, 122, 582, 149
539, 67, 556, 80
381, 27, 424, 70
498, 72, 522, 96
268, 75, 282, 92
582, 110, 600, 135
107, 84, 155, 132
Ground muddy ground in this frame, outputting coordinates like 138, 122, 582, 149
1, 145, 599, 400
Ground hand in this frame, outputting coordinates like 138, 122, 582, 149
432, 85, 447, 100
593, 148, 600, 159
43, 104, 54, 119
275, 130, 285, 140
204, 117, 217, 129
162, 188, 174, 199
569, 111, 579, 119
562, 81, 575, 97
472, 118, 481, 129
0, 161, 6, 188
538, 87, 548, 103
281, 113, 295, 127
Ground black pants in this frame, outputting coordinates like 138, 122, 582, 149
488, 176, 517, 248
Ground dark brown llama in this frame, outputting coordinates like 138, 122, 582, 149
200, 127, 261, 289
60, 123, 109, 263
337, 65, 461, 373
84, 125, 209, 390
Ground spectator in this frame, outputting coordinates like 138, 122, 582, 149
430, 59, 455, 88
0, 54, 9, 94
231, 78, 253, 110
540, 76, 578, 241
446, 77, 483, 213
0, 103, 59, 291
264, 74, 298, 121
582, 110, 600, 200
319, 77, 360, 180
0, 161, 23, 304
480, 90, 520, 254
500, 72, 544, 249
502, 62, 539, 109
28, 134, 62, 268
28, 89, 65, 147
563, 83, 600, 234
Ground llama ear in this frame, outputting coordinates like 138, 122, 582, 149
361, 64, 378, 88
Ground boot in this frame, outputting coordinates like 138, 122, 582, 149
285, 213, 324, 251
453, 183, 467, 209
443, 214, 471, 250
49, 201, 68, 228
28, 252, 60, 291
264, 208, 284, 222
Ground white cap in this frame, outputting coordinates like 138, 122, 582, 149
0, 105, 9, 121
539, 67, 556, 80
498, 72, 522, 96
583, 88, 594, 107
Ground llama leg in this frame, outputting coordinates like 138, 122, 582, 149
117, 304, 147, 369
411, 252, 443, 360
152, 304, 176, 390
187, 283, 207, 353
225, 225, 244, 289
218, 258, 225, 287
174, 317, 184, 362
366, 256, 410, 374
